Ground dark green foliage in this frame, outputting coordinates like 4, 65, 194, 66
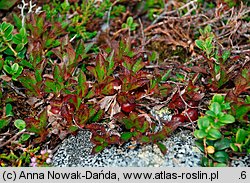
0, 0, 18, 10
195, 94, 249, 166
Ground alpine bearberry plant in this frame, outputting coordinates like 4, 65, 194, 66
0, 0, 249, 167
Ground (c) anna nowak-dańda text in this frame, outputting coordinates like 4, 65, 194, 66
18, 170, 117, 180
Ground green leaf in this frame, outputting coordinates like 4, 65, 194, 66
222, 50, 230, 62
87, 66, 98, 81
13, 13, 22, 30
69, 125, 78, 133
53, 65, 63, 83
2, 22, 13, 39
127, 16, 133, 26
45, 39, 54, 48
197, 117, 210, 130
35, 69, 42, 82
204, 24, 212, 33
195, 140, 205, 152
45, 80, 57, 93
0, 58, 3, 70
95, 54, 106, 82
15, 43, 24, 52
139, 136, 150, 143
214, 63, 220, 74
92, 145, 105, 154
19, 59, 33, 69
121, 132, 133, 141
207, 47, 213, 55
20, 28, 27, 41
218, 114, 235, 124
194, 129, 207, 139
149, 51, 157, 62
220, 102, 231, 110
205, 36, 213, 45
38, 109, 48, 128
12, 34, 22, 44
5, 103, 14, 117
14, 119, 26, 130
77, 71, 88, 97
246, 96, 250, 104
230, 143, 238, 152
11, 63, 19, 73
130, 23, 138, 31
205, 110, 216, 117
207, 128, 222, 140
61, 0, 70, 10
214, 138, 230, 151
88, 107, 96, 120
101, 82, 114, 95
4, 48, 15, 55
1, 22, 9, 31
213, 151, 229, 163
156, 142, 167, 155
161, 70, 171, 81
78, 71, 86, 86
210, 102, 221, 115
235, 105, 250, 122
85, 88, 95, 99
19, 134, 30, 142
201, 157, 212, 167
107, 50, 115, 76
132, 60, 145, 73
14, 65, 23, 79
138, 121, 149, 133
0, 119, 9, 130
215, 163, 227, 167
195, 40, 205, 50
123, 118, 134, 129
212, 95, 224, 104
122, 23, 127, 29
90, 110, 103, 122
3, 65, 12, 74
236, 129, 247, 144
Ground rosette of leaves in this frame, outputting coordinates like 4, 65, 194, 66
195, 24, 214, 58
194, 94, 236, 167
0, 22, 28, 57
195, 25, 232, 89
122, 17, 138, 31
3, 62, 23, 81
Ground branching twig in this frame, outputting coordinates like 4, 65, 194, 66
0, 129, 26, 148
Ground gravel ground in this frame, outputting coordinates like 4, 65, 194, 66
52, 128, 249, 167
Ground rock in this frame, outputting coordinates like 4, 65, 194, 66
52, 129, 204, 167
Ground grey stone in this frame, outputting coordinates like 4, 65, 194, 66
52, 128, 250, 167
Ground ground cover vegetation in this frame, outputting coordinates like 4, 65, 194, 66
0, 0, 249, 167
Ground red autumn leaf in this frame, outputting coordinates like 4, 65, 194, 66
61, 104, 73, 124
